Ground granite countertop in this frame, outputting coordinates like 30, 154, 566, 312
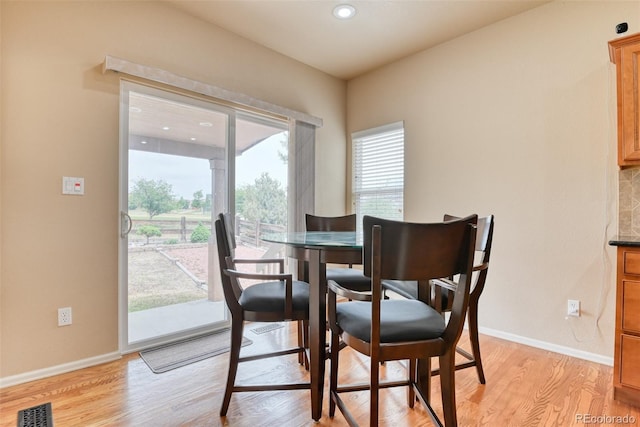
609, 235, 640, 246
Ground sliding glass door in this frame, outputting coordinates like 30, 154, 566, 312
119, 81, 289, 351
234, 113, 289, 261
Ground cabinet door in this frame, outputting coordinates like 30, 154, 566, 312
623, 250, 640, 275
623, 280, 640, 333
621, 334, 640, 389
619, 42, 640, 164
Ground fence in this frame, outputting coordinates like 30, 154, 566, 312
235, 218, 286, 248
131, 218, 211, 244
131, 216, 285, 248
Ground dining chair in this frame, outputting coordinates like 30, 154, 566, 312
214, 213, 311, 416
305, 213, 371, 292
381, 214, 494, 384
327, 214, 477, 427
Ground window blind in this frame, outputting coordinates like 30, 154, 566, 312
352, 121, 404, 233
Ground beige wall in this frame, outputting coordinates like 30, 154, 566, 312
348, 1, 640, 358
0, 0, 3, 382
3, 0, 638, 383
0, 1, 346, 378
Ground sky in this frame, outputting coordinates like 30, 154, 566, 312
128, 134, 288, 200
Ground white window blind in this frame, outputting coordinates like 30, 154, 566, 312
352, 121, 404, 233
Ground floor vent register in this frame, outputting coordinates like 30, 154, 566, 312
17, 402, 53, 427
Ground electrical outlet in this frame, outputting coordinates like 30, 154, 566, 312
567, 299, 580, 317
58, 307, 72, 326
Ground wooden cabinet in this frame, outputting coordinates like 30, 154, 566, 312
609, 33, 640, 167
615, 246, 640, 406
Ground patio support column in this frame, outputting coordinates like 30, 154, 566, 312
209, 158, 226, 302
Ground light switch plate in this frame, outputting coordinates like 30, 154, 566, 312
62, 176, 84, 195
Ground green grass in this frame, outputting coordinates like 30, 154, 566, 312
127, 247, 207, 313
128, 291, 206, 312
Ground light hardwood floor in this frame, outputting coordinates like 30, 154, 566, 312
1, 323, 639, 427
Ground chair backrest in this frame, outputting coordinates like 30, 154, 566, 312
363, 215, 477, 345
444, 214, 493, 257
214, 213, 242, 309
220, 212, 237, 252
305, 213, 356, 232
435, 214, 494, 312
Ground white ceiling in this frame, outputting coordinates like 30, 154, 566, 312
166, 0, 551, 80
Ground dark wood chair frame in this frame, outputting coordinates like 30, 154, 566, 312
305, 213, 357, 232
432, 214, 494, 384
305, 213, 371, 292
327, 215, 478, 427
305, 213, 357, 268
382, 214, 494, 385
214, 213, 310, 417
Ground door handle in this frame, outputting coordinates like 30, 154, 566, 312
121, 211, 133, 238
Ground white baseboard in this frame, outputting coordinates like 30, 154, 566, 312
0, 328, 614, 389
479, 326, 614, 367
0, 351, 122, 389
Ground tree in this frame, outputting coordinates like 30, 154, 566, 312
130, 178, 175, 219
177, 196, 190, 210
240, 172, 287, 225
235, 187, 246, 216
137, 225, 161, 245
191, 190, 204, 209
276, 133, 288, 163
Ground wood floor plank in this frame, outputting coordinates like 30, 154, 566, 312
1, 324, 639, 426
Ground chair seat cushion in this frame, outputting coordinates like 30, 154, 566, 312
239, 280, 310, 313
336, 299, 445, 343
327, 267, 371, 292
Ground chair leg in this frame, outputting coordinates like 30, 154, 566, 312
438, 351, 458, 427
220, 319, 244, 416
418, 357, 432, 404
329, 329, 340, 417
370, 353, 380, 427
467, 296, 486, 384
297, 320, 310, 369
297, 320, 304, 366
303, 319, 310, 370
408, 358, 416, 408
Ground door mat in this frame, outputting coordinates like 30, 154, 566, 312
140, 330, 251, 373
17, 402, 53, 427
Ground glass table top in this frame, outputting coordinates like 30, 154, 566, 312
262, 231, 362, 248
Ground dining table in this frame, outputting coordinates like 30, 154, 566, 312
262, 230, 439, 421
262, 230, 363, 421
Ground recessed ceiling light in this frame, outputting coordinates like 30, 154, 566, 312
190, 137, 197, 141
199, 122, 213, 127
162, 126, 170, 130
333, 4, 356, 19
129, 107, 141, 113
140, 140, 148, 145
